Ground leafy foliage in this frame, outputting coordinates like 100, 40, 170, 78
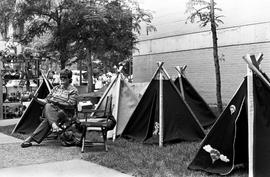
0, 0, 16, 40
14, 0, 155, 91
185, 0, 224, 27
15, 0, 155, 68
15, 0, 81, 67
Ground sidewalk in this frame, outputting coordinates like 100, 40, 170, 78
0, 133, 22, 144
0, 118, 20, 126
0, 119, 132, 177
0, 118, 21, 144
0, 159, 131, 177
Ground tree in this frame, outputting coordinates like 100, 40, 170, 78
15, 0, 80, 69
186, 0, 224, 113
15, 0, 155, 92
0, 0, 17, 119
67, 0, 155, 92
0, 0, 16, 40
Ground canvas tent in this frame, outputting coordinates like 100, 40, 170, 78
128, 82, 149, 99
12, 74, 53, 134
122, 62, 205, 146
174, 66, 216, 128
93, 68, 139, 140
188, 54, 270, 177
188, 77, 248, 175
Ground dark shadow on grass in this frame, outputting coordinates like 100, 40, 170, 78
82, 145, 108, 153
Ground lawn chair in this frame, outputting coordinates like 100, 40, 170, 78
78, 95, 115, 152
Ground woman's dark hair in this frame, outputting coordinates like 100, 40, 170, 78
60, 69, 73, 83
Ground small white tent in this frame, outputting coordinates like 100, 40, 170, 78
94, 68, 139, 140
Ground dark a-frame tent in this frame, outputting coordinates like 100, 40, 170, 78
174, 66, 217, 128
122, 62, 205, 146
12, 73, 53, 134
188, 53, 270, 177
188, 76, 248, 175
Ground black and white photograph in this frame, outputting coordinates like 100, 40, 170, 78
0, 0, 269, 176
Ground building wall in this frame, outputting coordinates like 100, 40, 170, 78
134, 42, 270, 104
133, 0, 270, 105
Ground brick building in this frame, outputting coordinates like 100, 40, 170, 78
133, 0, 270, 104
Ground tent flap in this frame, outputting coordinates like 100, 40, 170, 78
174, 77, 217, 127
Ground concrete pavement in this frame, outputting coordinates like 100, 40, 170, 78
0, 159, 131, 177
0, 118, 22, 144
0, 133, 22, 144
0, 118, 20, 127
0, 118, 132, 177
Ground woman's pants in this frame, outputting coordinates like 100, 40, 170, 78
31, 103, 67, 143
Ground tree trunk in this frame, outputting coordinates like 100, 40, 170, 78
210, 0, 223, 113
86, 49, 94, 92
59, 50, 67, 69
79, 59, 82, 85
3, 18, 8, 40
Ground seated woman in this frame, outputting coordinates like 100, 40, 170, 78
21, 69, 79, 148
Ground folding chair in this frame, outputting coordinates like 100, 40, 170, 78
78, 95, 114, 152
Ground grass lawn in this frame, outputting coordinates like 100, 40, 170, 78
0, 124, 247, 177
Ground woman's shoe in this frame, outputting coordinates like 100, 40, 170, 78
21, 141, 32, 148
21, 136, 33, 148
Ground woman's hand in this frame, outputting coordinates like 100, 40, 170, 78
52, 122, 62, 132
49, 99, 60, 107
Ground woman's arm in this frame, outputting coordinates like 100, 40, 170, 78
35, 98, 48, 105
29, 93, 47, 105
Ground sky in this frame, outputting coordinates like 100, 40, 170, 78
137, 0, 270, 12
135, 0, 270, 38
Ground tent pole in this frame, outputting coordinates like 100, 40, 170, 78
112, 73, 121, 141
175, 66, 185, 100
153, 62, 164, 80
161, 67, 184, 99
255, 53, 263, 65
158, 62, 164, 147
246, 55, 254, 177
41, 72, 52, 92
243, 54, 270, 89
